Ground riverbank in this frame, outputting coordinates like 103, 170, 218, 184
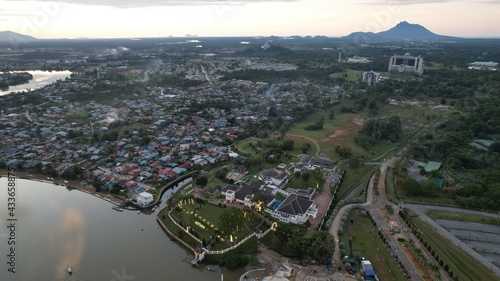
0, 169, 125, 206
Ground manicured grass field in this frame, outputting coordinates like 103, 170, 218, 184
406, 210, 498, 281
198, 203, 227, 225
339, 210, 407, 281
331, 70, 363, 82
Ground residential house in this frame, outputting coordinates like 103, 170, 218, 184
266, 194, 318, 225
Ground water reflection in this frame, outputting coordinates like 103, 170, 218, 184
0, 70, 72, 94
55, 208, 85, 279
0, 178, 244, 281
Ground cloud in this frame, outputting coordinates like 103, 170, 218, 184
357, 0, 456, 5
474, 0, 500, 3
8, 0, 296, 9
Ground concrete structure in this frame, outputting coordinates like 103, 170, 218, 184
225, 189, 236, 202
388, 53, 424, 76
468, 61, 498, 71
362, 71, 380, 85
348, 55, 371, 63
136, 192, 153, 206
389, 221, 400, 233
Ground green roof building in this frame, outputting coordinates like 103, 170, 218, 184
424, 161, 442, 173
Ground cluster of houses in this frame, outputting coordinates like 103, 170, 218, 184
0, 45, 345, 210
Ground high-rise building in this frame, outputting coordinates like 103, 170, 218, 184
388, 53, 424, 76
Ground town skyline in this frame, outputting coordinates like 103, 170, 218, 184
0, 0, 500, 39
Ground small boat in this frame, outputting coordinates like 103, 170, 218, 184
67, 266, 72, 274
152, 206, 156, 212
137, 210, 141, 214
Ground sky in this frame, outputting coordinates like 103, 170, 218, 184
0, 0, 499, 39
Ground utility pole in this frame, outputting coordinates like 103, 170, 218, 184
349, 219, 354, 257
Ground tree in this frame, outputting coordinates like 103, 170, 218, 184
218, 207, 244, 235
401, 177, 422, 196
251, 193, 268, 204
195, 176, 208, 187
311, 231, 335, 263
216, 169, 228, 180
302, 143, 311, 154
329, 110, 335, 120
281, 139, 294, 151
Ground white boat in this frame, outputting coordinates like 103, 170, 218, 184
67, 266, 72, 274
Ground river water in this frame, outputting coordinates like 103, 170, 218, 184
0, 178, 242, 281
0, 70, 72, 95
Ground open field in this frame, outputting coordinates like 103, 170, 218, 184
425, 209, 500, 226
330, 70, 363, 82
394, 181, 457, 207
286, 175, 323, 192
337, 165, 374, 199
286, 102, 447, 162
405, 209, 499, 281
339, 210, 407, 281
234, 138, 261, 158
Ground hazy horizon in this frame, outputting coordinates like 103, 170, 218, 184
1, 0, 499, 39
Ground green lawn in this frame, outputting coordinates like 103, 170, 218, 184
331, 70, 363, 82
406, 210, 498, 281
158, 208, 202, 248
286, 175, 323, 192
234, 138, 260, 158
198, 204, 226, 225
385, 168, 399, 203
172, 201, 257, 250
339, 210, 407, 281
425, 209, 500, 226
337, 165, 374, 199
395, 182, 457, 207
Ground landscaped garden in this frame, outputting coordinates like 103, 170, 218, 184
167, 195, 266, 250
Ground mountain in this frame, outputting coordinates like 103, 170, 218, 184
0, 31, 36, 43
344, 21, 458, 41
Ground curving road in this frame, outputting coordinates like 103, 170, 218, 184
329, 157, 425, 281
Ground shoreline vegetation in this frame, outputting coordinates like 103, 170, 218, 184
0, 169, 125, 205
0, 71, 33, 90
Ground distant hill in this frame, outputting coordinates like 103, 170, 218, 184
344, 21, 458, 41
0, 31, 36, 43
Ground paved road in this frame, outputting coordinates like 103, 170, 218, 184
406, 204, 500, 276
329, 157, 425, 281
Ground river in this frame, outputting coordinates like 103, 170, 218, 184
0, 178, 243, 281
0, 70, 72, 95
